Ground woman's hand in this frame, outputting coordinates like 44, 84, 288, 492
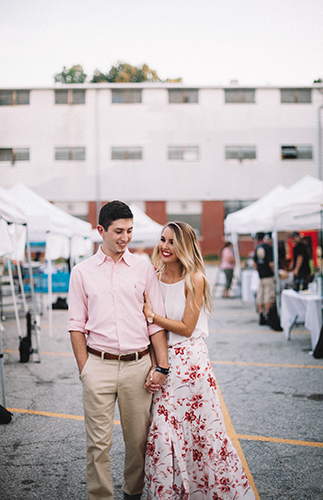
144, 367, 161, 393
143, 292, 153, 319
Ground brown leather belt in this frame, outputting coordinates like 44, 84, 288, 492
87, 346, 150, 362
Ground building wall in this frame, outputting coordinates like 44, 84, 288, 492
1, 83, 322, 255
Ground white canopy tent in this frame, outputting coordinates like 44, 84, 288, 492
0, 187, 41, 405
224, 175, 323, 299
8, 183, 93, 335
91, 204, 164, 249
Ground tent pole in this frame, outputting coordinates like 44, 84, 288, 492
48, 260, 53, 337
0, 318, 6, 407
6, 257, 23, 339
16, 261, 28, 312
272, 226, 280, 314
26, 228, 41, 362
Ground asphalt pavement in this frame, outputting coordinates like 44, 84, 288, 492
0, 265, 322, 500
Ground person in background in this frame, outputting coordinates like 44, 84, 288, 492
143, 222, 255, 499
67, 200, 168, 500
220, 241, 236, 297
289, 231, 312, 291
253, 232, 275, 325
134, 246, 150, 262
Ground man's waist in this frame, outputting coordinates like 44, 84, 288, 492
87, 345, 150, 362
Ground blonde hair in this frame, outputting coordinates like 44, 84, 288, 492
152, 221, 213, 314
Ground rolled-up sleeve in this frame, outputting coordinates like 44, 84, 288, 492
67, 266, 89, 334
145, 266, 165, 336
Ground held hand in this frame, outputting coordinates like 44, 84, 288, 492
143, 292, 153, 318
144, 368, 160, 394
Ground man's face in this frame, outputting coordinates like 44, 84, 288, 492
291, 236, 300, 246
97, 218, 133, 261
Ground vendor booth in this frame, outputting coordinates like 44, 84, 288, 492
8, 183, 93, 336
224, 175, 323, 355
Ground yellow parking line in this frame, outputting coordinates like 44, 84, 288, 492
209, 329, 309, 335
7, 407, 121, 426
211, 360, 323, 369
217, 386, 260, 499
237, 434, 323, 448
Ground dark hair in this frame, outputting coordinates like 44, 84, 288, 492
256, 232, 265, 240
98, 201, 133, 230
290, 231, 300, 238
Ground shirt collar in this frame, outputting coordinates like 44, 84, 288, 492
96, 246, 132, 267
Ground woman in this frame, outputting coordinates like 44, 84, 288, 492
144, 222, 255, 500
220, 242, 235, 298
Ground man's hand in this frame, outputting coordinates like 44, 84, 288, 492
143, 367, 166, 394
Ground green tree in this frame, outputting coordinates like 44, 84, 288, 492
91, 61, 182, 83
54, 65, 87, 84
314, 78, 322, 83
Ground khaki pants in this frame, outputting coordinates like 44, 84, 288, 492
81, 352, 152, 500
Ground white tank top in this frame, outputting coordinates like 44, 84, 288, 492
159, 279, 209, 346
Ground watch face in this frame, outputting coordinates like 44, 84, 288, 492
147, 317, 153, 323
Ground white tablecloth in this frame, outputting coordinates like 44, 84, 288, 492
280, 289, 322, 351
241, 270, 259, 303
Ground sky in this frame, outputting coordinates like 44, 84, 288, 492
0, 0, 322, 88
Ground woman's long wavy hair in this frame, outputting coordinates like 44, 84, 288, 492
152, 221, 213, 314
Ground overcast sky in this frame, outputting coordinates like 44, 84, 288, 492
0, 0, 322, 88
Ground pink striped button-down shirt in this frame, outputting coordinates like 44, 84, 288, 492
67, 247, 165, 354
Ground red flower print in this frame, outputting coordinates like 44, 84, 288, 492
193, 449, 203, 462
184, 411, 197, 423
213, 493, 221, 500
207, 375, 216, 388
175, 347, 185, 355
170, 416, 178, 429
157, 405, 169, 421
146, 441, 155, 456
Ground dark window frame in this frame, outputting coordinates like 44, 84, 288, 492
280, 88, 312, 104
55, 147, 86, 161
225, 145, 257, 162
111, 89, 142, 104
224, 89, 256, 104
281, 145, 313, 160
0, 147, 30, 163
168, 89, 199, 103
55, 89, 86, 105
111, 147, 143, 160
0, 90, 30, 105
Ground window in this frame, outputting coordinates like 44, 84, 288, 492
168, 146, 199, 161
225, 89, 255, 103
168, 89, 198, 103
281, 145, 313, 160
111, 147, 142, 160
225, 146, 256, 161
55, 89, 85, 104
224, 200, 254, 217
111, 89, 142, 103
280, 89, 311, 103
55, 147, 86, 160
0, 148, 30, 162
0, 90, 30, 105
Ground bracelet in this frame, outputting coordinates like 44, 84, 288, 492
155, 365, 169, 376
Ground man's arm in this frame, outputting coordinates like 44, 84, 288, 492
70, 330, 88, 374
293, 255, 304, 276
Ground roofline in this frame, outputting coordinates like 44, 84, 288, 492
1, 83, 323, 91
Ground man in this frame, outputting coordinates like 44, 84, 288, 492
253, 232, 275, 325
68, 201, 168, 500
289, 231, 312, 291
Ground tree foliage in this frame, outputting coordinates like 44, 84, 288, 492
91, 61, 182, 83
54, 65, 87, 84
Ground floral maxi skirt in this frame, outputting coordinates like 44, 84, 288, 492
145, 337, 256, 500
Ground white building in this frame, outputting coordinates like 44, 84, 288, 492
1, 83, 322, 254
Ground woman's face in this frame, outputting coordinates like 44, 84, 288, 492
159, 226, 179, 265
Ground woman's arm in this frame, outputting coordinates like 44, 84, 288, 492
144, 272, 204, 338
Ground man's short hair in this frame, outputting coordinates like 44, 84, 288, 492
256, 232, 265, 241
99, 201, 133, 230
290, 231, 300, 238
